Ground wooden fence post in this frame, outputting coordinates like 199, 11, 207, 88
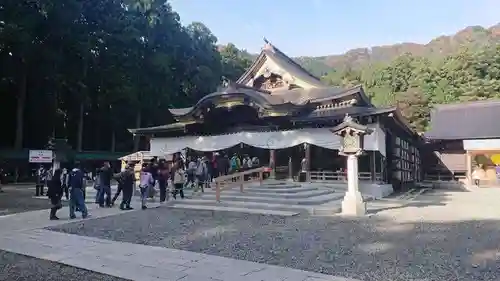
215, 181, 221, 202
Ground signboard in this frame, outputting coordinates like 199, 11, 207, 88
29, 150, 53, 163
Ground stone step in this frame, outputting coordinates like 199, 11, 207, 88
170, 198, 343, 215
242, 186, 319, 194
172, 198, 312, 213
193, 192, 344, 206
204, 188, 334, 199
168, 204, 300, 216
262, 183, 302, 189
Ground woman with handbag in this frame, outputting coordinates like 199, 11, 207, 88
48, 168, 63, 220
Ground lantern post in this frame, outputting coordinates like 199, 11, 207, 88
330, 114, 373, 216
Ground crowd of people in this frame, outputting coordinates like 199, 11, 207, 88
34, 151, 262, 220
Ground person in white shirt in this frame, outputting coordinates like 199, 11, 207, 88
195, 157, 208, 192
139, 164, 155, 210
186, 158, 197, 188
172, 162, 185, 199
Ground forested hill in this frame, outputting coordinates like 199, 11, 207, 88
295, 23, 500, 76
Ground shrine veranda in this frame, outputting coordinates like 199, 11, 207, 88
130, 40, 424, 192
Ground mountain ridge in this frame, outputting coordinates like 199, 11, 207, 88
292, 23, 500, 76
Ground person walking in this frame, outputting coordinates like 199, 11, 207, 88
97, 161, 112, 207
158, 160, 169, 203
139, 164, 154, 210
186, 157, 197, 189
195, 157, 207, 193
68, 164, 88, 219
172, 162, 185, 199
35, 165, 46, 196
115, 163, 135, 210
60, 168, 69, 200
111, 163, 127, 206
48, 168, 63, 220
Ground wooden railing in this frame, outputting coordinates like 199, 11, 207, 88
214, 167, 265, 202
309, 171, 383, 182
424, 173, 466, 182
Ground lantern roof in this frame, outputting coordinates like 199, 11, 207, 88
329, 114, 374, 135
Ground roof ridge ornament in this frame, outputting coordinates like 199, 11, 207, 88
343, 113, 353, 123
262, 37, 274, 52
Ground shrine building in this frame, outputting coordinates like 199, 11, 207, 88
425, 100, 500, 186
129, 40, 424, 191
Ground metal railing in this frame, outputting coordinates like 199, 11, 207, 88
309, 170, 383, 182
213, 167, 265, 202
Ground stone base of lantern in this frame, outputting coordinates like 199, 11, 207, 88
341, 190, 366, 216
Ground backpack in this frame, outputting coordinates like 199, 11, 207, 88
230, 157, 238, 170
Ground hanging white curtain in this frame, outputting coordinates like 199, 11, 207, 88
150, 125, 386, 157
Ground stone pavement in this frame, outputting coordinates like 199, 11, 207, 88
0, 198, 358, 281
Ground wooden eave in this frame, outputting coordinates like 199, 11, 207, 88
128, 122, 190, 136
236, 52, 267, 85
308, 85, 373, 107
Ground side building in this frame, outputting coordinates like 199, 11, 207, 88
129, 40, 424, 191
425, 100, 500, 186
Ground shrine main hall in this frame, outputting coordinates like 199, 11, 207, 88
129, 40, 424, 191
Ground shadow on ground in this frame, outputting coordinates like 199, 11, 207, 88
366, 187, 456, 215
48, 201, 500, 281
0, 187, 68, 216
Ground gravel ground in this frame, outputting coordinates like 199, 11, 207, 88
0, 250, 130, 281
0, 186, 68, 216
48, 206, 500, 281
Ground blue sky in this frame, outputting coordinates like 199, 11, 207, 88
169, 0, 499, 57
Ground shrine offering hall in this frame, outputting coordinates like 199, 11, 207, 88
130, 40, 424, 191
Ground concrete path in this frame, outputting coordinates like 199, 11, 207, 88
0, 201, 357, 281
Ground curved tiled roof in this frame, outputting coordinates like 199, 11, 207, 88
167, 84, 370, 117
236, 39, 325, 87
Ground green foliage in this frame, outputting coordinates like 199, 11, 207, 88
321, 44, 500, 132
0, 0, 249, 151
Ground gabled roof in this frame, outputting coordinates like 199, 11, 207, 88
425, 99, 500, 140
236, 39, 325, 88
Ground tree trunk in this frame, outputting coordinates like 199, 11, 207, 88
133, 110, 141, 152
14, 67, 27, 150
76, 103, 84, 152
111, 130, 116, 152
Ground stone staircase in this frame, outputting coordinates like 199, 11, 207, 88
167, 181, 356, 216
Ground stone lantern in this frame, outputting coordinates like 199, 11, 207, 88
46, 138, 73, 173
330, 114, 373, 216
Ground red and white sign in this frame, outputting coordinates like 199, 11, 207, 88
29, 150, 53, 163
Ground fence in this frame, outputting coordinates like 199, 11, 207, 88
309, 170, 383, 182
213, 167, 265, 202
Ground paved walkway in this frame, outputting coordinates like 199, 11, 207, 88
0, 200, 357, 281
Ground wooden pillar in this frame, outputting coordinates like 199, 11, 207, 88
466, 151, 472, 185
380, 155, 385, 182
371, 151, 377, 182
269, 149, 275, 179
305, 143, 311, 181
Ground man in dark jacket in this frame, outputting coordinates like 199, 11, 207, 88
116, 163, 135, 210
68, 164, 88, 219
48, 168, 63, 220
97, 161, 112, 207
